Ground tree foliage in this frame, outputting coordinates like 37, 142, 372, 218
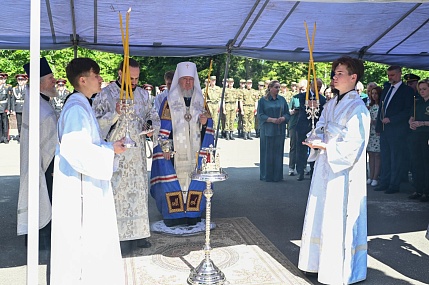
1, 48, 428, 92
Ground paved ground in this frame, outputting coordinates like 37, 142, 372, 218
1, 130, 429, 285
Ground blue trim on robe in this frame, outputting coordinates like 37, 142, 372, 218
150, 97, 215, 220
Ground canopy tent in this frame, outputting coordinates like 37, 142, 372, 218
2, 0, 429, 70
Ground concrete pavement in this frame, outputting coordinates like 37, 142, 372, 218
1, 131, 429, 284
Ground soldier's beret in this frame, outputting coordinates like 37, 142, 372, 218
56, 78, 67, 84
404, 73, 420, 82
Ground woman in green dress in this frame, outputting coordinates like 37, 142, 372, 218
257, 80, 290, 182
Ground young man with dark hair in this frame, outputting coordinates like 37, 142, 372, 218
50, 57, 126, 285
298, 56, 370, 285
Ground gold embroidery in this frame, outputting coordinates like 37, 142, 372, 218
161, 102, 171, 120
186, 191, 202, 211
166, 192, 184, 213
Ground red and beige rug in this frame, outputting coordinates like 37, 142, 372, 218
124, 217, 311, 285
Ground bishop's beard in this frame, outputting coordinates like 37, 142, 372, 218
181, 87, 194, 98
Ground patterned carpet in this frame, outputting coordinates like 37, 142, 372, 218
124, 217, 312, 285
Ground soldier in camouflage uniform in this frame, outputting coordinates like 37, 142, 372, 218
206, 76, 221, 132
11, 74, 29, 142
0, 73, 12, 143
237, 79, 246, 138
254, 81, 266, 138
223, 78, 237, 140
240, 79, 257, 140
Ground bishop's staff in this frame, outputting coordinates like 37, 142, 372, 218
304, 21, 320, 143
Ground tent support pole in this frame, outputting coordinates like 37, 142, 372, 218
214, 52, 231, 148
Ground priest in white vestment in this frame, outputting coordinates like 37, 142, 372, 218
50, 58, 126, 285
93, 58, 160, 251
17, 57, 58, 250
298, 56, 370, 285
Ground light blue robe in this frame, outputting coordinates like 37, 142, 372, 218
298, 90, 370, 285
50, 93, 124, 285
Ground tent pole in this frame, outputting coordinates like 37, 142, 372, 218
214, 52, 231, 148
28, 0, 41, 284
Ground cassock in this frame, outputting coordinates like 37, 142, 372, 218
298, 90, 370, 285
150, 72, 214, 224
50, 92, 124, 285
17, 92, 57, 235
93, 82, 160, 241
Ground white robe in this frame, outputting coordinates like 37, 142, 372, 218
50, 93, 124, 285
92, 83, 160, 241
17, 92, 58, 235
298, 91, 370, 285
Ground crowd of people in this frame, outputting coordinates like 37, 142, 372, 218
5, 54, 428, 285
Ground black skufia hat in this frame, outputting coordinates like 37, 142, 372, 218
23, 57, 53, 78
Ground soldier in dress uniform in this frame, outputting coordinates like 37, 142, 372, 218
404, 73, 421, 97
52, 78, 70, 113
240, 79, 257, 140
11, 74, 28, 142
254, 81, 266, 138
223, 78, 238, 140
0, 72, 12, 143
206, 76, 221, 132
237, 79, 246, 138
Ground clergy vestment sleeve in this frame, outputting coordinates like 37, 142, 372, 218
92, 92, 120, 139
59, 105, 115, 181
325, 105, 369, 174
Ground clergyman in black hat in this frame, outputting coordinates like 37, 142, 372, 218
17, 57, 59, 253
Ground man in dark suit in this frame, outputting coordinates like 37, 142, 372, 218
295, 78, 326, 181
375, 66, 414, 194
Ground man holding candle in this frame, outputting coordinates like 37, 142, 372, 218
150, 61, 214, 227
298, 56, 370, 285
295, 78, 325, 181
51, 58, 126, 285
92, 58, 160, 252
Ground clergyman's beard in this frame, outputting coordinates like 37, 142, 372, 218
42, 87, 59, 98
181, 87, 194, 98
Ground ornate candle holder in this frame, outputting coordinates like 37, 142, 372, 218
304, 100, 321, 144
187, 144, 228, 285
119, 99, 137, 148
158, 135, 175, 157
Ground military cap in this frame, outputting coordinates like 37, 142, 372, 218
240, 79, 246, 83
159, 84, 167, 91
0, 72, 9, 78
404, 73, 420, 82
227, 78, 234, 82
291, 82, 297, 86
210, 76, 216, 80
204, 79, 208, 83
246, 79, 252, 83
280, 83, 287, 87
258, 81, 264, 86
15, 74, 28, 80
143, 84, 153, 90
264, 79, 270, 84
56, 78, 67, 84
